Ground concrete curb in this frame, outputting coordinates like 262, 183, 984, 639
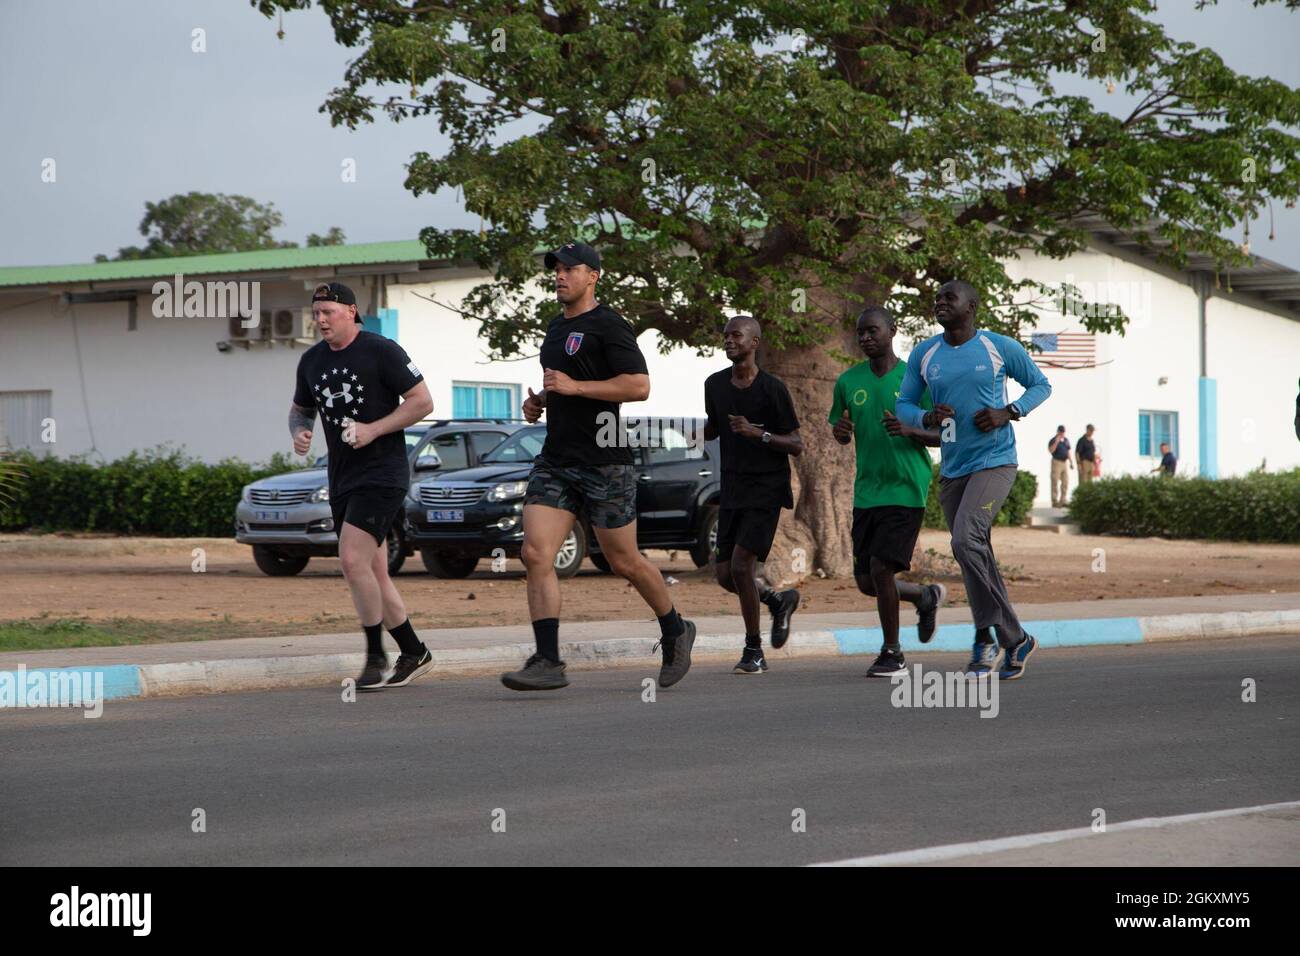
2, 608, 1297, 704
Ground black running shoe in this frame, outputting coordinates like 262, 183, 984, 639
357, 653, 388, 692
655, 619, 696, 688
917, 583, 947, 644
999, 634, 1038, 681
500, 653, 569, 691
767, 589, 800, 650
866, 647, 906, 677
385, 645, 434, 688
733, 646, 768, 675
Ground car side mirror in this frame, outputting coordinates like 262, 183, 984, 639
414, 455, 442, 472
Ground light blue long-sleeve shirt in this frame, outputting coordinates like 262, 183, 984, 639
896, 329, 1052, 479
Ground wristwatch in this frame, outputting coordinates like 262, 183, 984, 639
1006, 403, 1022, 421
761, 431, 772, 444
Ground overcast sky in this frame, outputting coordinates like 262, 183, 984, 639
2, 0, 1297, 270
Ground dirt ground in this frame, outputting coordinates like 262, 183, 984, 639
1, 528, 1297, 642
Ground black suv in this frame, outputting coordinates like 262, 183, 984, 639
406, 418, 721, 577
235, 419, 526, 575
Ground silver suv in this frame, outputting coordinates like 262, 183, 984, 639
235, 420, 526, 575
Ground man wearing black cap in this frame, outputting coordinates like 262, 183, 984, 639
289, 282, 436, 691
500, 242, 696, 691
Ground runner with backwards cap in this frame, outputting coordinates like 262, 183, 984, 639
289, 282, 436, 691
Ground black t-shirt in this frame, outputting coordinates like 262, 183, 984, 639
539, 304, 649, 466
1161, 452, 1178, 475
292, 330, 424, 496
1049, 435, 1071, 460
704, 367, 800, 509
1076, 436, 1096, 461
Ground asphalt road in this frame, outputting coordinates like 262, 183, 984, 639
2, 636, 1297, 866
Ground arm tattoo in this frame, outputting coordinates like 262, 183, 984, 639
289, 403, 317, 436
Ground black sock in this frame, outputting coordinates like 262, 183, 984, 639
657, 607, 684, 639
884, 641, 901, 654
745, 633, 762, 649
363, 621, 385, 658
975, 626, 996, 646
758, 585, 776, 605
533, 618, 560, 663
388, 618, 424, 656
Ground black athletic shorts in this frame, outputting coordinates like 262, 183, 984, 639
523, 457, 637, 529
331, 485, 406, 547
715, 506, 782, 563
851, 505, 925, 574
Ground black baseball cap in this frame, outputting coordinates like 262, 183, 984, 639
311, 282, 361, 322
312, 281, 357, 306
544, 241, 601, 271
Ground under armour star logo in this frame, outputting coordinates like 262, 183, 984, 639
323, 382, 354, 409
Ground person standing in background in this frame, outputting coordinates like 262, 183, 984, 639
1076, 424, 1098, 485
1048, 426, 1072, 506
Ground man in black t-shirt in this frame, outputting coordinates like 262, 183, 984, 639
500, 242, 696, 692
289, 282, 435, 691
702, 315, 803, 675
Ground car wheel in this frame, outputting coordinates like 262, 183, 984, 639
589, 551, 612, 574
420, 548, 479, 578
554, 525, 587, 578
252, 545, 309, 577
690, 506, 719, 568
386, 526, 406, 576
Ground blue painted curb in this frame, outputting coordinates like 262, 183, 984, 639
834, 616, 1144, 654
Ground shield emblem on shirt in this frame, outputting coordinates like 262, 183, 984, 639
565, 332, 584, 355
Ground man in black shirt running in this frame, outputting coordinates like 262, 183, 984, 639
289, 282, 435, 691
702, 316, 802, 674
501, 242, 695, 692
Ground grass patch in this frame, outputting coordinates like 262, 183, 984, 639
0, 614, 345, 652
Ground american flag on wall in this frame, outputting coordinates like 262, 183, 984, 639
1030, 331, 1096, 369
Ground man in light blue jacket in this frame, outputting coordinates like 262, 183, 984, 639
896, 281, 1052, 680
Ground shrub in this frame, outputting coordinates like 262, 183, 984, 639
0, 446, 306, 537
1068, 470, 1300, 543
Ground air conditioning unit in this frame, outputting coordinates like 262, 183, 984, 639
272, 307, 316, 341
228, 310, 269, 340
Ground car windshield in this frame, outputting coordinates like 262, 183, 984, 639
482, 427, 546, 463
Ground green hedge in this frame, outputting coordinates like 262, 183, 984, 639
922, 463, 1038, 530
1068, 470, 1300, 543
0, 447, 306, 537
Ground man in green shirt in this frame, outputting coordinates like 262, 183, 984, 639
829, 307, 945, 677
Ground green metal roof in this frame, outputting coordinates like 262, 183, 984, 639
0, 240, 433, 289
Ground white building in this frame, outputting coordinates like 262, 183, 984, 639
2, 230, 1298, 507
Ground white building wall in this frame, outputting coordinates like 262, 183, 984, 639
1207, 296, 1300, 475
0, 292, 310, 464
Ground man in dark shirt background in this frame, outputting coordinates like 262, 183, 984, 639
1076, 424, 1098, 485
1153, 441, 1178, 476
703, 315, 802, 675
1048, 425, 1072, 506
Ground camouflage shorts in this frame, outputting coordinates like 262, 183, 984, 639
524, 458, 638, 529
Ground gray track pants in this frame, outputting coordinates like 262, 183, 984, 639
939, 464, 1024, 646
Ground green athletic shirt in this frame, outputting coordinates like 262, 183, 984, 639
828, 360, 934, 509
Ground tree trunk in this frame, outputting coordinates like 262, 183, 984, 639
758, 320, 861, 586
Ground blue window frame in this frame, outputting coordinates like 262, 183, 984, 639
1138, 410, 1178, 457
452, 381, 519, 419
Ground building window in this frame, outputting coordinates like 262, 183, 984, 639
452, 382, 519, 419
0, 390, 53, 452
1138, 410, 1178, 457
